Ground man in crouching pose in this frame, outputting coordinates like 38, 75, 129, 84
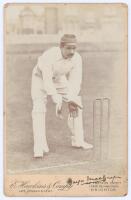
31, 34, 93, 158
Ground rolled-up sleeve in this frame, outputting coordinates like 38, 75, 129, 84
68, 54, 82, 96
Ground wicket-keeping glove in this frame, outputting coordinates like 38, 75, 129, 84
68, 101, 82, 118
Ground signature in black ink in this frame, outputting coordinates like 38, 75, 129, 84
72, 175, 122, 186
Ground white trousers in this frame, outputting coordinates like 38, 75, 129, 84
31, 73, 85, 156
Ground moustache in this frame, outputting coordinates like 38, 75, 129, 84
68, 54, 74, 57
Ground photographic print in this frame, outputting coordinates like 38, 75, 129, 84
4, 3, 128, 196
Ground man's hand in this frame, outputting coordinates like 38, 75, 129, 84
52, 94, 63, 119
56, 103, 63, 119
68, 101, 82, 118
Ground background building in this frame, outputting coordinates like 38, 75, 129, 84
6, 4, 123, 43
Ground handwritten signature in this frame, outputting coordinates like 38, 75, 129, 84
71, 175, 122, 186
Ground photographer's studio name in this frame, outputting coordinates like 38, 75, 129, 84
9, 180, 72, 192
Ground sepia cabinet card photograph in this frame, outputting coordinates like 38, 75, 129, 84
4, 3, 128, 196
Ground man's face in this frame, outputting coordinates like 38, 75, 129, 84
61, 43, 77, 59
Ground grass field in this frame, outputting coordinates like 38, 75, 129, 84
5, 44, 127, 174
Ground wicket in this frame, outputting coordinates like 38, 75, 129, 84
93, 98, 111, 160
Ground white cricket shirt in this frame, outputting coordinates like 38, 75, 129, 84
33, 47, 82, 96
